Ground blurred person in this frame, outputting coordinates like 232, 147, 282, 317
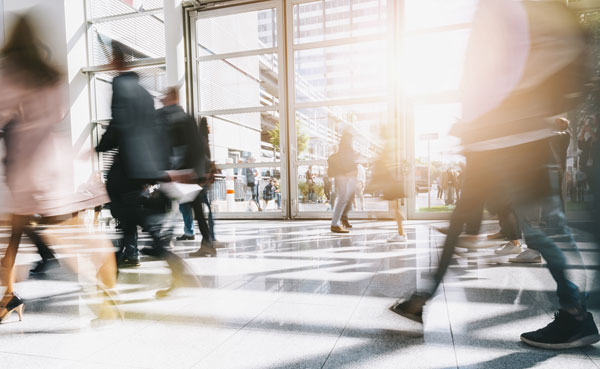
0, 15, 117, 322
392, 0, 599, 349
262, 178, 275, 210
306, 165, 315, 202
436, 176, 443, 200
273, 178, 281, 209
244, 158, 262, 211
158, 89, 215, 256
578, 117, 596, 183
323, 175, 332, 209
95, 46, 193, 295
328, 132, 357, 233
576, 168, 587, 203
355, 163, 366, 211
368, 138, 407, 242
553, 118, 571, 211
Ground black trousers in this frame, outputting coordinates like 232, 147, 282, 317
191, 189, 212, 243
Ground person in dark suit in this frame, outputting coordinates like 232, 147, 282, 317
158, 87, 216, 257
95, 45, 179, 273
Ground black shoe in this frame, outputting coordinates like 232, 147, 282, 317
521, 310, 600, 349
190, 243, 216, 258
342, 220, 352, 229
389, 293, 429, 323
140, 247, 163, 257
117, 253, 140, 267
29, 258, 59, 275
176, 234, 195, 241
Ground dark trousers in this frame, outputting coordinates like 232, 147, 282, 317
191, 189, 214, 242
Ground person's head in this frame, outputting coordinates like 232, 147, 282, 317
1, 14, 61, 88
110, 44, 127, 71
555, 117, 570, 132
339, 131, 353, 149
162, 87, 179, 107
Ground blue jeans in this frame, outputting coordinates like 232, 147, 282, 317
179, 202, 194, 236
331, 176, 356, 227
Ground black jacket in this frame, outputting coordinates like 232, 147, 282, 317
96, 72, 168, 181
158, 104, 208, 179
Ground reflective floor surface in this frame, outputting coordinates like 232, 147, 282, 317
1, 219, 600, 369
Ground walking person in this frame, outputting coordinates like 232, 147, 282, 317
244, 158, 262, 211
96, 47, 193, 295
0, 15, 117, 322
391, 0, 600, 349
328, 132, 358, 233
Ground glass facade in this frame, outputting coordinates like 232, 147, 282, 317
87, 0, 479, 219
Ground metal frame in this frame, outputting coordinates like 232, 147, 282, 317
88, 8, 163, 24
190, 0, 288, 219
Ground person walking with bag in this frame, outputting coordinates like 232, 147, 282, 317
328, 131, 358, 233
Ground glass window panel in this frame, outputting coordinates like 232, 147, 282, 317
203, 111, 281, 165
198, 53, 279, 111
295, 103, 387, 161
293, 0, 389, 45
90, 0, 163, 19
405, 0, 478, 31
209, 165, 282, 213
412, 103, 464, 213
405, 29, 470, 96
196, 9, 277, 57
91, 15, 166, 65
294, 40, 389, 103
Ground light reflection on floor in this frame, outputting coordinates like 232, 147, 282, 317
0, 220, 599, 369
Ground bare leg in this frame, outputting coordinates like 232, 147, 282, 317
391, 200, 406, 235
1, 215, 29, 297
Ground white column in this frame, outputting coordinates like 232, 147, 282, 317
164, 0, 187, 109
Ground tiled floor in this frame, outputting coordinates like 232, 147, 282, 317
1, 219, 600, 369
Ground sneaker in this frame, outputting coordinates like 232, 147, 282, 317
389, 293, 429, 323
487, 231, 505, 240
29, 258, 60, 275
331, 225, 349, 234
509, 248, 542, 263
117, 254, 140, 267
494, 242, 523, 256
521, 310, 600, 349
176, 234, 195, 241
387, 234, 408, 243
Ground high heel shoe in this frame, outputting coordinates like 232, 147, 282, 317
0, 293, 25, 323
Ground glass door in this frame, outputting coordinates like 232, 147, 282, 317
189, 1, 287, 218
286, 0, 398, 219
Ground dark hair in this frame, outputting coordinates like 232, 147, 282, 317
1, 15, 61, 87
